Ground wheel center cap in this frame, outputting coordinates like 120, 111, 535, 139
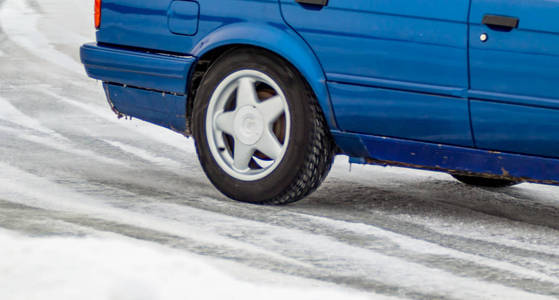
234, 106, 264, 145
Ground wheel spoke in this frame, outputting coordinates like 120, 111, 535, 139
214, 111, 235, 135
233, 140, 254, 171
256, 130, 282, 160
257, 95, 284, 124
236, 77, 259, 108
205, 70, 292, 181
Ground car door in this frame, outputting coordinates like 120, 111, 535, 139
469, 0, 559, 158
279, 0, 473, 147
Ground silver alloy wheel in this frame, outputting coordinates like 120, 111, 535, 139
205, 70, 291, 181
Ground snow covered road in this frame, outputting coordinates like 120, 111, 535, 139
2, 0, 559, 299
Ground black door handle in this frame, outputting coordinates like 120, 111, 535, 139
482, 15, 519, 29
296, 0, 328, 6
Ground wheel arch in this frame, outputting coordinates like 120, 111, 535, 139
186, 23, 337, 133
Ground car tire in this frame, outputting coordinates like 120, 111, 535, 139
451, 174, 520, 188
192, 48, 335, 204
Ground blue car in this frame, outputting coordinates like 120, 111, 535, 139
80, 0, 559, 204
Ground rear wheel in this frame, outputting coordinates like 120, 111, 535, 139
192, 48, 335, 204
451, 174, 520, 188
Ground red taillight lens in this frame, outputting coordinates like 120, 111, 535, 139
95, 0, 101, 29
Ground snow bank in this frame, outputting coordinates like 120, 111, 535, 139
0, 231, 375, 300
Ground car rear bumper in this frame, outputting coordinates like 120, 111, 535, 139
80, 43, 194, 134
80, 43, 195, 94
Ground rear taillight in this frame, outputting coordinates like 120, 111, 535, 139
95, 0, 101, 29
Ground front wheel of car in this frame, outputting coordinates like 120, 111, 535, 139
192, 48, 335, 205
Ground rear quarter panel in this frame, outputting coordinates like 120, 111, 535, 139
98, 0, 278, 54
97, 0, 337, 128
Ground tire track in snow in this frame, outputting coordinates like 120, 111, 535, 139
292, 186, 559, 280
81, 169, 559, 289
0, 196, 552, 300
300, 214, 559, 296
0, 200, 404, 300
0, 162, 315, 270
0, 188, 438, 299
102, 139, 187, 172
0, 96, 126, 166
0, 0, 84, 74
38, 88, 196, 154
0, 95, 69, 140
74, 169, 559, 297
415, 179, 559, 232
2, 154, 558, 298
7, 134, 556, 299
0, 199, 95, 237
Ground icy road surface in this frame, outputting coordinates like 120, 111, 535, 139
2, 0, 559, 299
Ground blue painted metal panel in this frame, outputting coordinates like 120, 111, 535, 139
168, 1, 199, 36
292, 0, 470, 22
280, 0, 471, 144
104, 83, 187, 132
97, 0, 181, 51
469, 28, 559, 103
332, 131, 559, 184
279, 0, 469, 92
80, 43, 194, 94
96, 0, 337, 129
329, 83, 473, 147
97, 0, 273, 54
471, 100, 559, 158
469, 0, 559, 157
